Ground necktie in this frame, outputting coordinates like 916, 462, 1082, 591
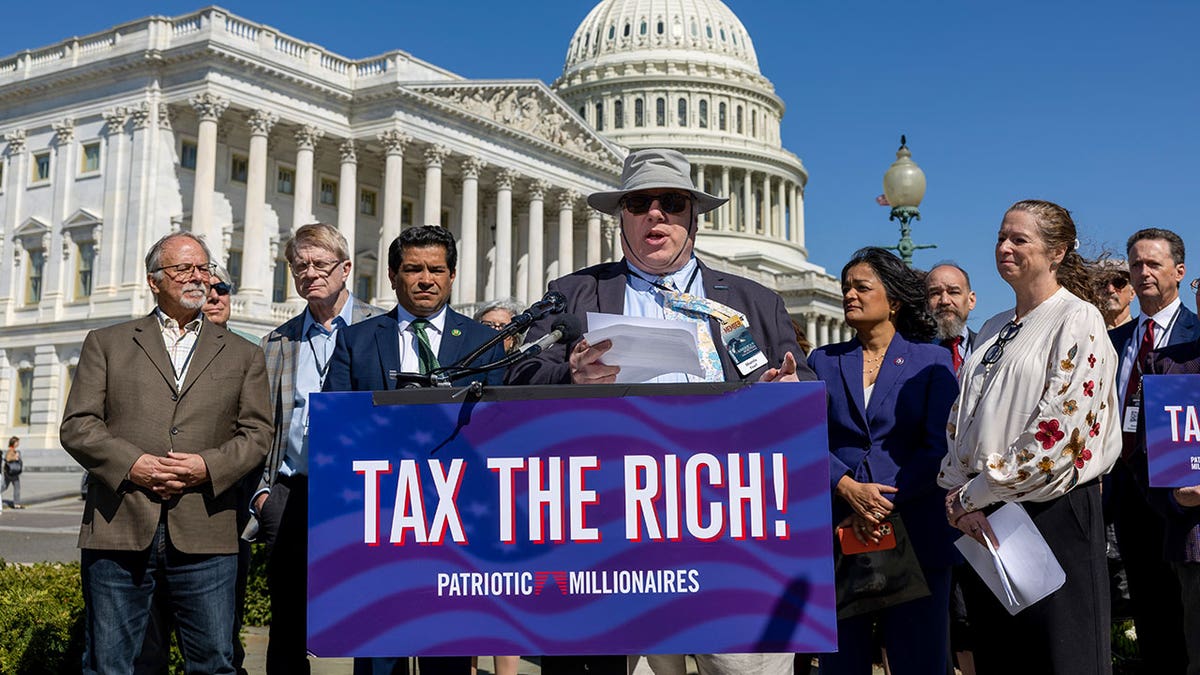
657, 277, 724, 382
1122, 318, 1155, 458
942, 335, 964, 373
411, 319, 440, 375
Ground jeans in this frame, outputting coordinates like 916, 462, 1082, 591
81, 521, 238, 675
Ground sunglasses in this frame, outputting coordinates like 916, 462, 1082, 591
621, 192, 691, 215
212, 282, 232, 296
1097, 275, 1129, 290
1191, 278, 1199, 292
981, 320, 1022, 366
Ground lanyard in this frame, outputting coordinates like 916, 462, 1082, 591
169, 333, 199, 390
307, 329, 334, 385
627, 265, 700, 296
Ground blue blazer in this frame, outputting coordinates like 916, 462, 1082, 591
1108, 303, 1200, 370
324, 306, 506, 392
808, 332, 960, 566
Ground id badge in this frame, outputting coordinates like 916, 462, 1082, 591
721, 316, 767, 376
1122, 405, 1140, 433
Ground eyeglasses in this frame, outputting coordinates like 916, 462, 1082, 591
621, 192, 691, 215
152, 262, 218, 281
212, 282, 232, 296
290, 259, 345, 278
480, 320, 508, 330
981, 321, 1022, 366
1191, 278, 1199, 292
1095, 275, 1129, 291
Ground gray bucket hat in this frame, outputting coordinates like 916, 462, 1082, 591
587, 148, 728, 216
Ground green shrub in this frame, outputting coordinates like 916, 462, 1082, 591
244, 542, 271, 627
0, 560, 85, 674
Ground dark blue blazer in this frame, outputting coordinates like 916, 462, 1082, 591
324, 306, 506, 392
808, 332, 961, 566
1108, 303, 1200, 372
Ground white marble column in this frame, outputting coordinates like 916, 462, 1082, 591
793, 184, 806, 246
586, 211, 602, 267
292, 125, 323, 232
604, 216, 620, 262
494, 169, 517, 299
526, 180, 548, 300
805, 313, 818, 349
720, 165, 731, 231
187, 93, 228, 251
742, 170, 753, 233
695, 164, 707, 229
775, 177, 786, 239
94, 109, 128, 296
337, 139, 357, 265
376, 129, 410, 303
240, 110, 276, 302
819, 317, 831, 349
458, 156, 486, 304
1, 130, 27, 307
422, 145, 449, 227
556, 189, 579, 279
759, 172, 769, 235
46, 120, 75, 306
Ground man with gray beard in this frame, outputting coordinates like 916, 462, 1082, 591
925, 262, 977, 374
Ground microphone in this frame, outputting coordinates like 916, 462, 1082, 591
509, 291, 567, 328
516, 313, 583, 358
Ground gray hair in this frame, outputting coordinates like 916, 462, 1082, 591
145, 231, 213, 280
473, 298, 524, 322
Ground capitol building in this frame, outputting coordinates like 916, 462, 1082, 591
0, 0, 848, 457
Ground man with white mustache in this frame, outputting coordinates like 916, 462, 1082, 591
61, 231, 272, 674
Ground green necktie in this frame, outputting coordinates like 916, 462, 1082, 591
411, 318, 440, 375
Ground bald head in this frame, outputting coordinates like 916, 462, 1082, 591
926, 264, 976, 341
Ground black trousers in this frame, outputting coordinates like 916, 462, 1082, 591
963, 483, 1111, 675
540, 656, 627, 674
1111, 460, 1189, 673
263, 474, 311, 675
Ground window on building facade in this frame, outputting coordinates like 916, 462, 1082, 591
656, 98, 666, 126
614, 99, 624, 129
736, 106, 744, 134
277, 166, 295, 195
401, 200, 414, 227
26, 248, 45, 305
608, 25, 615, 40
624, 22, 631, 37
752, 110, 757, 137
272, 259, 287, 303
595, 102, 604, 131
0, 161, 5, 190
657, 21, 664, 34
635, 99, 645, 127
80, 142, 101, 174
15, 368, 34, 426
76, 241, 96, 299
227, 250, 243, 290
32, 152, 51, 182
640, 21, 647, 35
678, 98, 688, 127
320, 178, 338, 206
180, 140, 197, 170
230, 154, 248, 183
355, 275, 372, 301
360, 188, 377, 216
699, 100, 709, 128
719, 102, 727, 130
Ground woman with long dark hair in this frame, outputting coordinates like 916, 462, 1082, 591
809, 247, 960, 674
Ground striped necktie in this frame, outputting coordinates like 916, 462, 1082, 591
411, 318, 440, 375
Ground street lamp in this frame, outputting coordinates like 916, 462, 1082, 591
883, 135, 935, 265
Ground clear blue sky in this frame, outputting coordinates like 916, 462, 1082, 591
5, 1, 1198, 323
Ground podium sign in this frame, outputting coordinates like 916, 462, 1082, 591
307, 382, 834, 657
1143, 375, 1200, 487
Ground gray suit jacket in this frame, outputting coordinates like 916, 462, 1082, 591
60, 314, 273, 554
258, 296, 383, 490
506, 259, 815, 384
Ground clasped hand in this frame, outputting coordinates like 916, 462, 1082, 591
129, 451, 210, 498
835, 476, 896, 544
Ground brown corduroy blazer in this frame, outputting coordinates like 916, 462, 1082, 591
60, 313, 272, 554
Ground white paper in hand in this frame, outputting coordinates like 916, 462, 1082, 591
954, 502, 1066, 615
583, 312, 704, 383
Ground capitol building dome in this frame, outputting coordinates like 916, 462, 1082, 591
555, 0, 842, 330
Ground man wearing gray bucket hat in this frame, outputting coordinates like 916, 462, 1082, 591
508, 148, 812, 675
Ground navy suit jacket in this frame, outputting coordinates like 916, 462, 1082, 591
506, 259, 815, 384
324, 306, 506, 392
808, 332, 961, 566
1108, 302, 1200, 376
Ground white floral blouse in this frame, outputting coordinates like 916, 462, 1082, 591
938, 287, 1122, 511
